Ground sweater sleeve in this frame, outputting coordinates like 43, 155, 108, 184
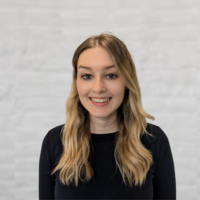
39, 132, 55, 200
153, 127, 176, 200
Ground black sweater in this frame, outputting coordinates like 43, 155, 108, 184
39, 123, 176, 199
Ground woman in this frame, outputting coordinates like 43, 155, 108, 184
39, 32, 176, 199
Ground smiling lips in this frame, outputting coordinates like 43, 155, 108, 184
90, 97, 112, 99
89, 97, 112, 103
89, 97, 112, 106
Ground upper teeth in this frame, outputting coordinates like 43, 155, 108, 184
91, 98, 111, 102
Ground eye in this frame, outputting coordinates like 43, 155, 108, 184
107, 74, 117, 79
81, 74, 92, 80
81, 74, 117, 80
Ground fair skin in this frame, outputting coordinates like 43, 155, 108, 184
76, 46, 125, 134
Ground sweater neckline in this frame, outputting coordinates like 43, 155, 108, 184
91, 131, 118, 138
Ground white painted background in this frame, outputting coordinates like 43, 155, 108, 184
1, 0, 199, 199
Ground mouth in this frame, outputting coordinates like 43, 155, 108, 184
89, 97, 112, 106
89, 97, 112, 100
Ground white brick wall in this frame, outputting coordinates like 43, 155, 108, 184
0, 0, 199, 199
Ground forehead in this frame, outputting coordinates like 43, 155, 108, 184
77, 47, 114, 68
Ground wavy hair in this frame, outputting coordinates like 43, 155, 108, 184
50, 32, 155, 189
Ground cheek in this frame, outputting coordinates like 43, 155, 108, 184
77, 83, 89, 96
112, 83, 125, 94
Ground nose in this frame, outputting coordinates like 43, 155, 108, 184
92, 77, 106, 92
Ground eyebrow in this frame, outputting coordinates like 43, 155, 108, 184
78, 65, 115, 70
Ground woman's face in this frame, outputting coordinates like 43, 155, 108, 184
76, 46, 125, 119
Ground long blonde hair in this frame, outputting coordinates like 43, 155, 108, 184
50, 32, 155, 189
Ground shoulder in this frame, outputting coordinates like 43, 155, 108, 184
145, 122, 169, 143
145, 123, 173, 161
44, 124, 65, 166
46, 124, 65, 140
142, 123, 171, 154
45, 124, 65, 149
